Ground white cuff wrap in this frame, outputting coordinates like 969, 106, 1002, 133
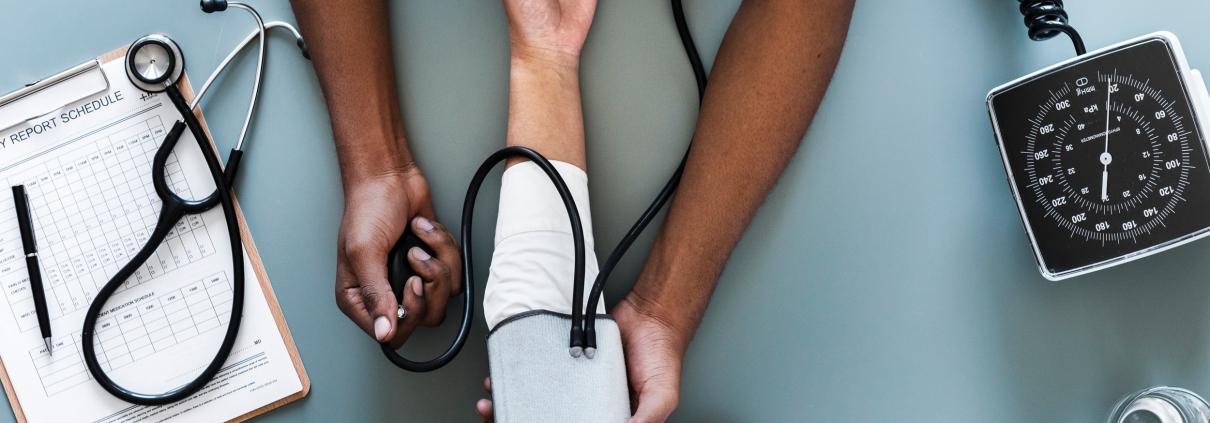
484, 160, 604, 330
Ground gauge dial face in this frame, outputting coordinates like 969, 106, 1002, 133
989, 37, 1210, 278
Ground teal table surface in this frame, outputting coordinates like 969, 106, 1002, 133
6, 1, 1210, 422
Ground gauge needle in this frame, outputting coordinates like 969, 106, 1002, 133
1101, 78, 1113, 202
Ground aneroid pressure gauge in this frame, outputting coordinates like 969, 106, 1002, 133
988, 32, 1210, 280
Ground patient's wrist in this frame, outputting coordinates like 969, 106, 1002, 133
510, 43, 580, 76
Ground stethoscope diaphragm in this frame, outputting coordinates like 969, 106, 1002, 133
125, 33, 184, 92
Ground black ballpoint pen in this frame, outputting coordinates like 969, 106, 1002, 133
12, 185, 51, 354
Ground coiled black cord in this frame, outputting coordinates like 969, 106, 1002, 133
1019, 0, 1086, 55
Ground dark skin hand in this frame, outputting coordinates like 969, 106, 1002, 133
290, 0, 462, 348
477, 0, 854, 421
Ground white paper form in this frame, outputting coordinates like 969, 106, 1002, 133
0, 58, 302, 423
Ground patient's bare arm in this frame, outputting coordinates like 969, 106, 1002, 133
501, 0, 598, 169
475, 0, 598, 420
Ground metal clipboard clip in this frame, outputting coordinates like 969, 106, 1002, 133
0, 60, 110, 133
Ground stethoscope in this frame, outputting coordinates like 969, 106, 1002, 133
377, 0, 708, 370
79, 0, 308, 405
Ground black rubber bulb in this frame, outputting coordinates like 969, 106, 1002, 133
387, 229, 435, 309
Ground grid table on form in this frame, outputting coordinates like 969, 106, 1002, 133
27, 272, 232, 397
0, 115, 217, 333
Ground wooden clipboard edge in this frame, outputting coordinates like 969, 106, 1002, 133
0, 46, 311, 423
0, 331, 26, 423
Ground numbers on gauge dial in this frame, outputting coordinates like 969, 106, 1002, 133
1022, 71, 1194, 242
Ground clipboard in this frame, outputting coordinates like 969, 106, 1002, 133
0, 46, 310, 423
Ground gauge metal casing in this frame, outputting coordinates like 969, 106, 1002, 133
987, 32, 1210, 280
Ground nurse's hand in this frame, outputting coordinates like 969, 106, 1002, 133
335, 168, 462, 347
612, 296, 684, 423
503, 0, 597, 67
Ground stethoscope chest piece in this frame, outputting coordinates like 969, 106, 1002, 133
126, 34, 184, 92
1109, 387, 1210, 423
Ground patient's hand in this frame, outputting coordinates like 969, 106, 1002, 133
503, 0, 597, 65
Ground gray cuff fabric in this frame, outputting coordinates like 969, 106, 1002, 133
487, 311, 631, 423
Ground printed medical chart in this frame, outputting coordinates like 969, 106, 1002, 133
0, 59, 303, 423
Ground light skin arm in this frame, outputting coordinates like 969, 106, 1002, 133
502, 1, 596, 170
290, 0, 462, 348
475, 0, 597, 420
613, 1, 854, 421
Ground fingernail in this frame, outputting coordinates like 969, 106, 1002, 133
416, 216, 435, 232
411, 276, 424, 297
374, 316, 390, 341
411, 246, 431, 261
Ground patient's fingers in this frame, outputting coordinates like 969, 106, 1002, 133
477, 377, 493, 422
477, 398, 494, 422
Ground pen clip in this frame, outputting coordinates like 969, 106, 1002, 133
23, 191, 35, 251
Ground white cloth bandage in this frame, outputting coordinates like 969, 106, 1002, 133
484, 160, 604, 330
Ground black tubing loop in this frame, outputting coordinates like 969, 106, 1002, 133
582, 0, 707, 351
379, 146, 586, 369
81, 84, 245, 405
152, 121, 214, 213
1018, 0, 1086, 55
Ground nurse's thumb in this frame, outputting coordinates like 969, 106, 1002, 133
347, 240, 398, 342
361, 280, 396, 342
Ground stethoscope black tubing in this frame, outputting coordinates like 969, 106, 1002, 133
580, 0, 707, 351
380, 146, 587, 370
80, 84, 246, 405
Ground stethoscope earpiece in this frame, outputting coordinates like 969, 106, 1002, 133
125, 34, 184, 93
199, 0, 228, 13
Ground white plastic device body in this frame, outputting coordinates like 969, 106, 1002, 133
987, 31, 1210, 281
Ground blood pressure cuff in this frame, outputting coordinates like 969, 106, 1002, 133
487, 311, 631, 422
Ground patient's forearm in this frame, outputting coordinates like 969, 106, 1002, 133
627, 0, 854, 346
506, 46, 587, 169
